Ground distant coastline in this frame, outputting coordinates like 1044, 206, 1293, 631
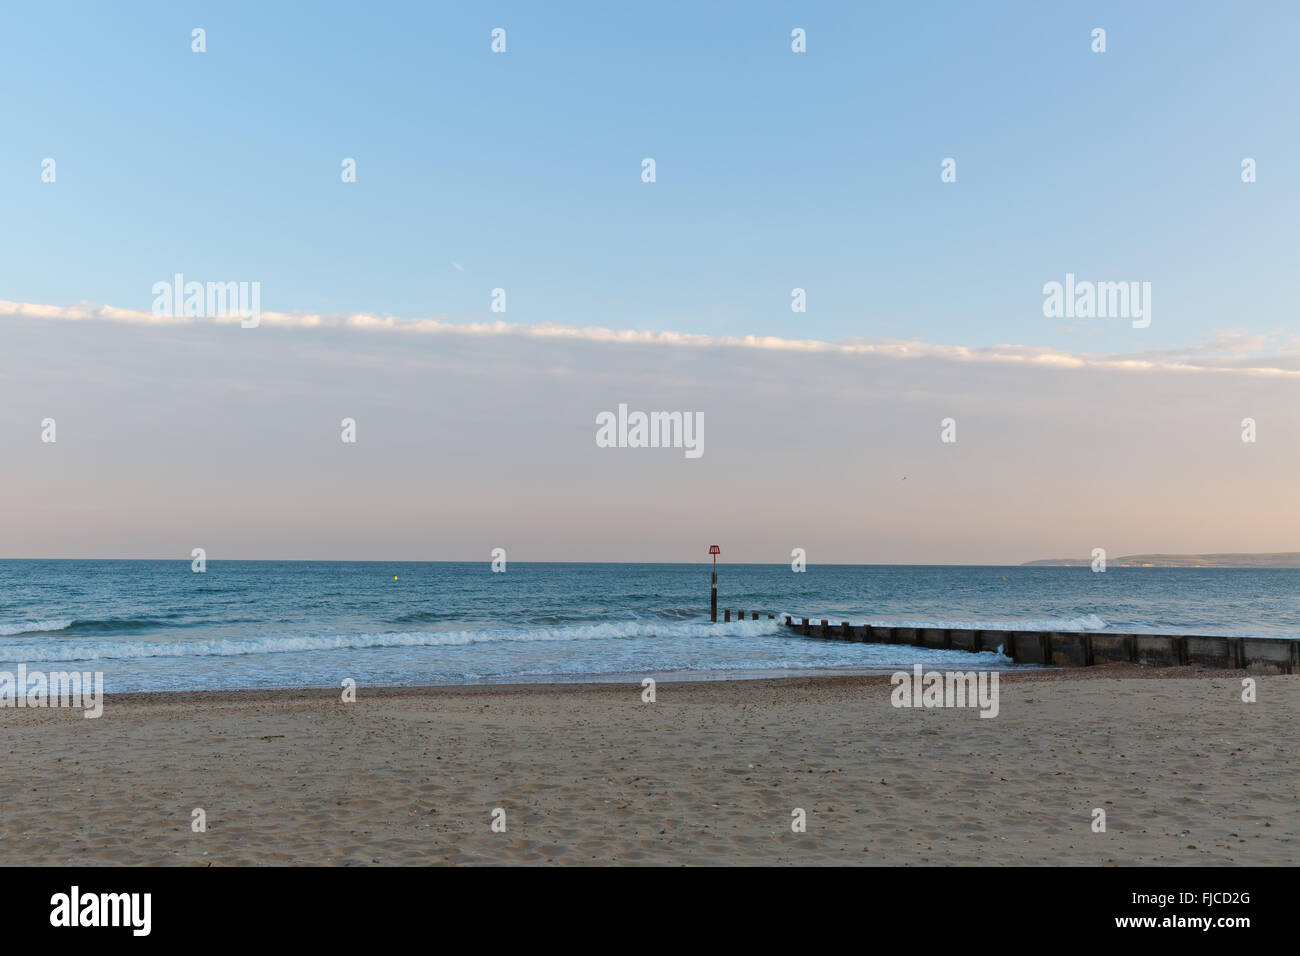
1022, 552, 1300, 568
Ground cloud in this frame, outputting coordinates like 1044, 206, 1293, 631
3, 298, 1299, 378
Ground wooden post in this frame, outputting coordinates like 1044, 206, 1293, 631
708, 545, 720, 622
724, 608, 731, 622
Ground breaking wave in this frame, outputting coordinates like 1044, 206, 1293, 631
0, 619, 74, 637
0, 616, 786, 663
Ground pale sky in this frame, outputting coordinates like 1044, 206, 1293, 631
3, 304, 1297, 562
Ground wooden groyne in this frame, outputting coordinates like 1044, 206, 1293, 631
721, 609, 1299, 674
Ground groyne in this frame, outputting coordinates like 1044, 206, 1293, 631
721, 609, 1298, 673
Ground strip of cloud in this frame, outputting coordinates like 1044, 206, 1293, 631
3, 298, 1298, 378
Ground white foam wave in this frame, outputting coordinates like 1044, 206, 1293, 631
0, 616, 785, 663
0, 619, 74, 637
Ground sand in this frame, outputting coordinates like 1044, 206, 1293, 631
1, 666, 1295, 865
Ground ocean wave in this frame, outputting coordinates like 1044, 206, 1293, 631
0, 616, 787, 663
73, 617, 195, 633
0, 619, 74, 637
391, 611, 462, 625
0, 616, 200, 636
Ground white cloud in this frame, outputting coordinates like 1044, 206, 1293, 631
2, 298, 1298, 378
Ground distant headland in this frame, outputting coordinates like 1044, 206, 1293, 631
1022, 553, 1300, 568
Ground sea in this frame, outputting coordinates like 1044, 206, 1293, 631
1, 560, 1297, 693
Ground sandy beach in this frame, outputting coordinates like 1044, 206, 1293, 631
2, 666, 1295, 866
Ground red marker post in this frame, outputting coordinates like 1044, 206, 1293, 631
709, 545, 721, 622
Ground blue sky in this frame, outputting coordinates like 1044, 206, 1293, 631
3, 1, 1297, 354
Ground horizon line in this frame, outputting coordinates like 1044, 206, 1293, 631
2, 556, 1297, 567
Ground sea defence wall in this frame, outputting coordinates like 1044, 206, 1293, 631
720, 609, 1298, 674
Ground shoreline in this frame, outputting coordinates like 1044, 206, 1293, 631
74, 663, 1028, 702
22, 658, 1258, 702
68, 659, 1245, 706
